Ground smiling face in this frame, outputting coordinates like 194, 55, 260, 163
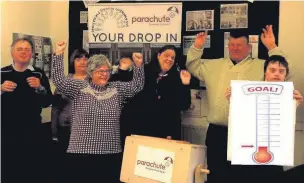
228, 36, 251, 62
92, 65, 111, 86
157, 49, 176, 72
264, 61, 287, 82
11, 40, 33, 65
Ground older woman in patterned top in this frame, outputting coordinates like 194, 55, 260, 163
51, 41, 144, 183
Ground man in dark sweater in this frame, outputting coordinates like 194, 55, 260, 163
1, 38, 53, 182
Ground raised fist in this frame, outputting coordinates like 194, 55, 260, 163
55, 41, 67, 55
132, 52, 143, 68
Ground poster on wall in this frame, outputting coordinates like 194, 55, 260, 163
13, 33, 53, 78
224, 32, 230, 57
83, 30, 89, 53
87, 2, 182, 64
88, 3, 182, 43
183, 35, 210, 55
220, 4, 248, 29
249, 35, 259, 58
186, 10, 214, 31
80, 11, 88, 24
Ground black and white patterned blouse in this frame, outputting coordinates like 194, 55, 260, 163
51, 54, 144, 154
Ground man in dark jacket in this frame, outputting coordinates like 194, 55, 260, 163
1, 38, 53, 182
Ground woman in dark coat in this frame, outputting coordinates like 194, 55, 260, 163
124, 45, 191, 140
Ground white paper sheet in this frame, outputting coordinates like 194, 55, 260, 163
227, 80, 295, 166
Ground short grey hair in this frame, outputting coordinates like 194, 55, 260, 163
11, 37, 35, 53
86, 54, 112, 78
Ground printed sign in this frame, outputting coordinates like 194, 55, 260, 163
134, 145, 175, 183
88, 3, 182, 43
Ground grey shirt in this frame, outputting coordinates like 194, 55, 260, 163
51, 74, 73, 138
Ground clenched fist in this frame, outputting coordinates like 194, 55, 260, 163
1, 81, 17, 92
55, 41, 67, 55
132, 52, 143, 68
27, 77, 41, 89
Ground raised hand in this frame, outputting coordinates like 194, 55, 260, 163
27, 77, 41, 89
260, 25, 277, 51
132, 52, 143, 68
55, 41, 67, 55
1, 80, 17, 92
119, 58, 133, 71
194, 31, 208, 49
180, 70, 191, 85
294, 90, 303, 107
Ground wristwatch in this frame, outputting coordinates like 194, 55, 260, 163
36, 85, 46, 94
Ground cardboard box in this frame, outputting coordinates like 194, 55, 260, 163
120, 135, 208, 183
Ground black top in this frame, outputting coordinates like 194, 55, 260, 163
1, 64, 52, 145
123, 59, 191, 140
110, 68, 133, 82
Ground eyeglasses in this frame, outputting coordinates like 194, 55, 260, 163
94, 69, 111, 75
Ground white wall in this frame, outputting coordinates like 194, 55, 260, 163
279, 1, 304, 168
1, 1, 69, 122
279, 1, 304, 121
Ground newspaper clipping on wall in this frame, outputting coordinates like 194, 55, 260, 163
83, 30, 89, 53
220, 4, 248, 29
183, 35, 210, 55
80, 11, 88, 24
186, 10, 214, 31
224, 32, 230, 57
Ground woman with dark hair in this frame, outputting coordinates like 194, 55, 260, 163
125, 45, 191, 140
51, 48, 89, 153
